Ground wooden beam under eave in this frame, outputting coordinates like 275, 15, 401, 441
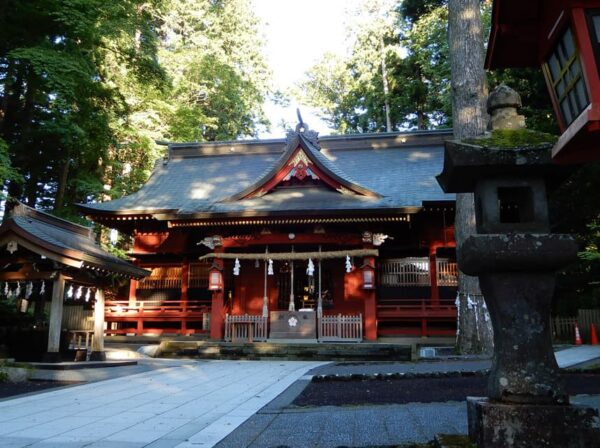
0, 235, 83, 269
220, 233, 364, 248
0, 271, 57, 281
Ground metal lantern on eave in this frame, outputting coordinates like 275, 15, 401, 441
208, 262, 224, 291
361, 257, 376, 290
486, 0, 600, 164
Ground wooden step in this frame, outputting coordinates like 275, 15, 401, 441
155, 340, 412, 361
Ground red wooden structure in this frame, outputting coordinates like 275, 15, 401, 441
80, 126, 458, 341
487, 0, 600, 163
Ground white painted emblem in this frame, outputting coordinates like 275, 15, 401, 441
6, 241, 18, 254
288, 317, 298, 327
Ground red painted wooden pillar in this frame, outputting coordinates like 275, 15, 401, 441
128, 278, 138, 303
129, 263, 140, 335
364, 289, 377, 341
429, 246, 439, 308
363, 255, 377, 341
210, 257, 225, 340
181, 258, 189, 335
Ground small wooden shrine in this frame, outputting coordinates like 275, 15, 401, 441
79, 124, 458, 341
0, 202, 148, 361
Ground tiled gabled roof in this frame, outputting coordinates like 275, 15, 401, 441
78, 129, 455, 219
0, 203, 148, 279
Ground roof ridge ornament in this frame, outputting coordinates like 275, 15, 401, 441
286, 108, 320, 149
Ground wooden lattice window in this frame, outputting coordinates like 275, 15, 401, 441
545, 27, 590, 127
189, 261, 211, 288
436, 258, 458, 287
137, 267, 182, 290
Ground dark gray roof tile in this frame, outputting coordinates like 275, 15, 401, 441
79, 131, 454, 217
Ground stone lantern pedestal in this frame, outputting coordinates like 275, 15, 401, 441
437, 140, 600, 447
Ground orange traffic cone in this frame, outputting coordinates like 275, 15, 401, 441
574, 323, 583, 345
590, 324, 599, 346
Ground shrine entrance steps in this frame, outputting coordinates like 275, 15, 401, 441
145, 340, 413, 361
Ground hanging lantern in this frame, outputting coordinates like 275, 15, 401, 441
345, 255, 352, 273
233, 258, 241, 276
208, 263, 224, 291
361, 258, 376, 290
268, 259, 274, 276
306, 258, 315, 277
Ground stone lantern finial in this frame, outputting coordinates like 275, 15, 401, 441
487, 84, 526, 130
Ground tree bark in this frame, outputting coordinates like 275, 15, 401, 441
448, 0, 494, 354
380, 37, 392, 132
55, 160, 70, 210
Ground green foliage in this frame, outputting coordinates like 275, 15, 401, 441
300, 1, 554, 135
299, 1, 451, 132
159, 0, 270, 142
0, 137, 21, 191
463, 129, 558, 149
0, 297, 36, 328
579, 220, 600, 262
0, 0, 270, 220
551, 162, 600, 313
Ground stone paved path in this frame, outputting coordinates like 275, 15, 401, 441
0, 360, 323, 448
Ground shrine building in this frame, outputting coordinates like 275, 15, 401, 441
79, 124, 458, 342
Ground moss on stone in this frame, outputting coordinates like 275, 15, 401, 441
463, 129, 557, 149
435, 434, 476, 447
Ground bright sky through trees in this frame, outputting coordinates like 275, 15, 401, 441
253, 0, 361, 137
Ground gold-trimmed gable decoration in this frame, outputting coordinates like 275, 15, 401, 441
225, 121, 382, 201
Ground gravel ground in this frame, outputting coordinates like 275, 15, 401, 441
294, 373, 600, 407
0, 380, 81, 399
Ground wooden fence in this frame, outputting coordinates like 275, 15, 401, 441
381, 258, 430, 287
551, 310, 600, 342
224, 314, 268, 342
318, 314, 363, 342
380, 258, 458, 287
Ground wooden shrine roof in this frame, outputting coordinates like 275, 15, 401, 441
78, 128, 454, 220
485, 0, 544, 69
0, 203, 149, 279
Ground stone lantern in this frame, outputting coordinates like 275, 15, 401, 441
437, 86, 600, 447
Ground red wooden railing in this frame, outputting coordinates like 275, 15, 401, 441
377, 297, 457, 337
377, 297, 457, 318
105, 300, 210, 336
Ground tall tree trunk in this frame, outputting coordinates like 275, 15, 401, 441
380, 37, 392, 132
448, 0, 494, 354
55, 160, 70, 210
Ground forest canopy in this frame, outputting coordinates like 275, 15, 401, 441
0, 0, 271, 219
